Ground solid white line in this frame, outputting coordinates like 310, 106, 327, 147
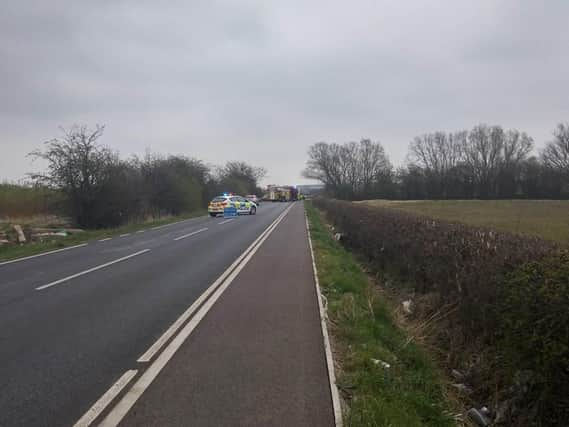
218, 219, 234, 225
138, 207, 292, 363
35, 249, 151, 291
99, 205, 294, 426
73, 370, 138, 427
0, 243, 88, 267
172, 227, 208, 242
306, 212, 343, 427
98, 238, 112, 242
119, 233, 131, 238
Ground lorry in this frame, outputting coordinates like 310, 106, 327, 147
264, 185, 299, 202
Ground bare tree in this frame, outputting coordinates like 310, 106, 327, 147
303, 139, 392, 199
303, 142, 345, 193
503, 129, 533, 164
407, 130, 465, 197
29, 125, 120, 226
542, 123, 569, 171
462, 124, 505, 197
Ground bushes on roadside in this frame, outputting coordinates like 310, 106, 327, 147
27, 125, 265, 228
498, 254, 569, 425
313, 198, 556, 336
312, 198, 566, 425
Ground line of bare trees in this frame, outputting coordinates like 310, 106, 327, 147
304, 123, 569, 200
30, 125, 266, 228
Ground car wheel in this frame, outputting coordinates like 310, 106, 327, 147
209, 213, 217, 217
250, 206, 256, 215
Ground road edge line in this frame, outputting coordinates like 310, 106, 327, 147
99, 204, 294, 427
73, 369, 138, 427
305, 210, 344, 427
0, 243, 88, 267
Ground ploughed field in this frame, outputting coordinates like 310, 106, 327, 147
360, 199, 569, 245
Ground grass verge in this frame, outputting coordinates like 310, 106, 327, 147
306, 202, 456, 427
0, 210, 206, 262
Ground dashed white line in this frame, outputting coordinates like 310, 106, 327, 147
0, 243, 88, 267
35, 249, 151, 291
119, 233, 131, 238
218, 219, 234, 225
73, 370, 138, 427
150, 218, 194, 230
173, 227, 208, 241
98, 238, 112, 242
136, 230, 145, 234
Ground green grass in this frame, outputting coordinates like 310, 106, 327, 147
0, 210, 206, 262
306, 202, 456, 427
361, 199, 569, 244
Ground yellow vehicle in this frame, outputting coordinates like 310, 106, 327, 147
208, 195, 257, 217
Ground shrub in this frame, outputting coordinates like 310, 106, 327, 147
498, 254, 569, 424
312, 198, 564, 425
313, 199, 557, 338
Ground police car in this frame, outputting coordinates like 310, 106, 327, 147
208, 194, 257, 217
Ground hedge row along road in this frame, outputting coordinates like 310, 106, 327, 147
0, 202, 337, 427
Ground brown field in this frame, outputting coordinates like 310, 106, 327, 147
360, 199, 569, 245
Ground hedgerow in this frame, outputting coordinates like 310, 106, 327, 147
313, 198, 566, 425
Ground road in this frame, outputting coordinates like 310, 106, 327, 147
0, 202, 336, 426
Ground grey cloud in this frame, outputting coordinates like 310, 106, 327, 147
1, 0, 568, 184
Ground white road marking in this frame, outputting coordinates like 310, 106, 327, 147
218, 219, 234, 225
136, 230, 145, 234
119, 233, 130, 238
138, 210, 290, 363
172, 227, 208, 242
0, 243, 88, 267
73, 370, 137, 427
35, 249, 151, 291
98, 204, 294, 426
306, 213, 343, 427
150, 217, 196, 230
98, 238, 112, 242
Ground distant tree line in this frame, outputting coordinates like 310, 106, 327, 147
29, 125, 265, 228
304, 122, 569, 200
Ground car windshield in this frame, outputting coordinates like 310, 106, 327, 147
211, 196, 227, 202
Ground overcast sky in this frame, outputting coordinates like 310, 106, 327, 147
1, 0, 568, 185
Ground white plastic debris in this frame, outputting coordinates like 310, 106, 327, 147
371, 359, 391, 369
402, 300, 413, 314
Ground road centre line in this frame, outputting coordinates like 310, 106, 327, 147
138, 207, 292, 363
0, 243, 89, 267
136, 230, 145, 234
119, 233, 130, 238
150, 218, 195, 231
173, 227, 208, 241
95, 205, 294, 426
218, 219, 234, 225
73, 370, 138, 427
36, 249, 151, 291
98, 238, 112, 242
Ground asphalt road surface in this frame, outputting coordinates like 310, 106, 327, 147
0, 202, 335, 427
